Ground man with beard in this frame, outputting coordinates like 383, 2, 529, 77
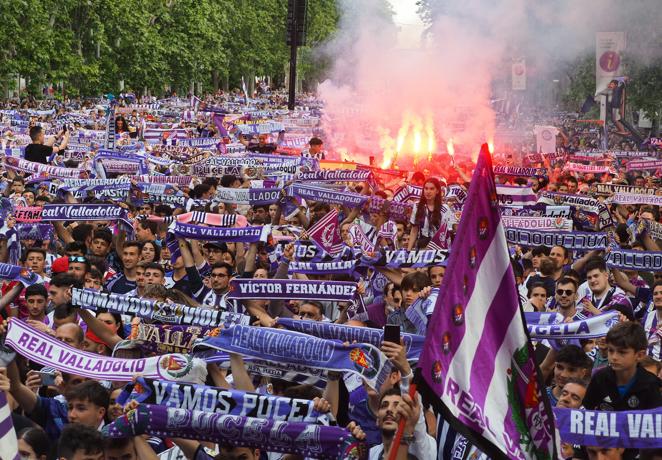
369, 387, 436, 459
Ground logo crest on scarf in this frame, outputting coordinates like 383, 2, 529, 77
349, 348, 369, 369
158, 355, 193, 379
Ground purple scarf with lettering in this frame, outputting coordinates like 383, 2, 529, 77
102, 404, 366, 459
229, 279, 357, 302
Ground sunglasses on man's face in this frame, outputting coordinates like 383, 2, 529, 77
556, 289, 574, 297
68, 256, 87, 263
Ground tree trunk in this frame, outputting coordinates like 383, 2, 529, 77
212, 70, 219, 91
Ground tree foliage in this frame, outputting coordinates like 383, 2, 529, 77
0, 0, 339, 96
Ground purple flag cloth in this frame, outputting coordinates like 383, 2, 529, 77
0, 391, 19, 460
554, 408, 662, 449
419, 144, 557, 459
102, 404, 367, 459
228, 279, 357, 302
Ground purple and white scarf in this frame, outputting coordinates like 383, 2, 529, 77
0, 391, 19, 460
297, 170, 372, 182
171, 222, 270, 243
71, 288, 250, 327
15, 223, 53, 241
563, 162, 616, 174
287, 260, 358, 275
525, 311, 619, 339
502, 215, 573, 231
4, 319, 206, 383
592, 183, 658, 197
196, 325, 391, 390
214, 187, 282, 206
288, 184, 368, 207
554, 408, 662, 449
361, 249, 448, 269
496, 185, 538, 206
505, 228, 607, 250
118, 378, 329, 424
494, 165, 547, 176
3, 157, 84, 178
102, 404, 365, 459
276, 318, 424, 360
228, 279, 357, 302
606, 248, 662, 272
608, 192, 662, 206
626, 159, 662, 171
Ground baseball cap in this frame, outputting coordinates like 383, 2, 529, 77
51, 257, 69, 274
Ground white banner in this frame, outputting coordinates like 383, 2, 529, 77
512, 57, 526, 91
534, 125, 559, 154
596, 32, 626, 94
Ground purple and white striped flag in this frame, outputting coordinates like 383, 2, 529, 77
0, 391, 19, 460
419, 144, 557, 460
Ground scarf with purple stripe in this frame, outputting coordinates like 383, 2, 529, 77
606, 248, 662, 272
4, 319, 206, 383
297, 169, 372, 182
133, 175, 192, 186
592, 183, 657, 197
525, 311, 619, 339
494, 165, 547, 176
554, 408, 662, 449
287, 259, 358, 275
538, 191, 612, 229
228, 279, 357, 302
563, 162, 616, 174
213, 187, 282, 206
608, 193, 662, 206
392, 184, 422, 203
368, 196, 413, 222
195, 325, 391, 390
524, 151, 566, 164
118, 377, 329, 424
288, 183, 368, 207
277, 318, 424, 360
501, 204, 572, 218
129, 323, 220, 354
505, 228, 607, 250
3, 157, 84, 178
102, 404, 365, 459
361, 249, 448, 269
171, 222, 269, 243
496, 185, 538, 206
71, 288, 250, 328
0, 391, 19, 460
502, 215, 573, 231
626, 159, 662, 171
15, 223, 53, 241
13, 204, 132, 234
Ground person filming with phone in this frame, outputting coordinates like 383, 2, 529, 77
24, 124, 70, 164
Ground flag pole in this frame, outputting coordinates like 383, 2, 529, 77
386, 381, 417, 460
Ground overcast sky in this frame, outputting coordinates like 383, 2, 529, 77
389, 0, 425, 48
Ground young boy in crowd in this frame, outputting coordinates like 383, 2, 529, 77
583, 322, 662, 411
546, 345, 592, 406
